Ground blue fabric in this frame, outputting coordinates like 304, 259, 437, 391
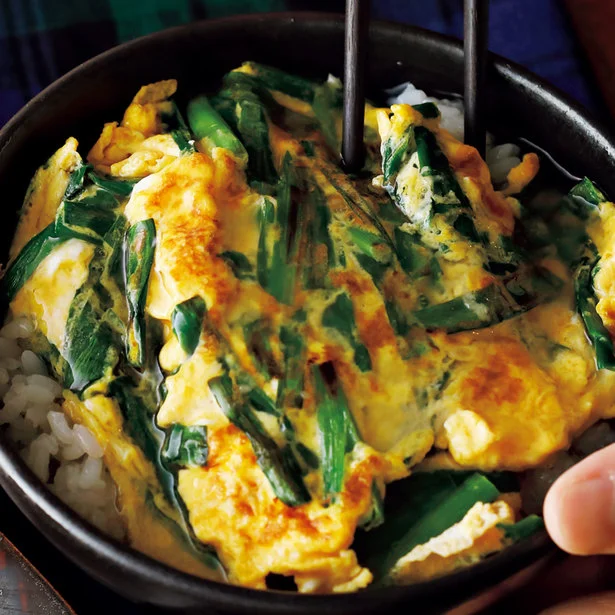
372, 0, 604, 115
0, 0, 607, 127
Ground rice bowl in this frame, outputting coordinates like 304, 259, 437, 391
0, 15, 612, 615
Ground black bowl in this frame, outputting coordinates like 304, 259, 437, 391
0, 12, 612, 615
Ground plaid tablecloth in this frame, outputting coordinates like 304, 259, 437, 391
0, 0, 608, 127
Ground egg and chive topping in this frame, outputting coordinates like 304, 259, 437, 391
5, 63, 615, 592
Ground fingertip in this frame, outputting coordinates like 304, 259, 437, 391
543, 481, 567, 551
543, 443, 615, 556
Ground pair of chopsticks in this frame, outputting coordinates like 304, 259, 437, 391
342, 0, 490, 171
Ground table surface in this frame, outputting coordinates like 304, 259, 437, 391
0, 488, 160, 615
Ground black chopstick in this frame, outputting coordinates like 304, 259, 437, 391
342, 0, 370, 174
464, 0, 489, 158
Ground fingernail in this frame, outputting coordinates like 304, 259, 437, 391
547, 472, 615, 555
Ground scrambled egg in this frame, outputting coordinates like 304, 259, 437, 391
62, 392, 220, 580
11, 240, 94, 349
178, 426, 377, 591
11, 137, 80, 258
390, 499, 516, 583
88, 80, 180, 178
6, 71, 615, 592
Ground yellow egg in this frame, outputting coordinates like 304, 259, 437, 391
8, 74, 615, 592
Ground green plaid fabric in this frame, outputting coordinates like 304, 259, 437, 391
0, 0, 289, 39
0, 0, 606, 128
0, 0, 342, 126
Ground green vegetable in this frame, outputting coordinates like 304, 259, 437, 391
54, 201, 117, 244
200, 307, 312, 486
88, 172, 137, 197
361, 484, 385, 531
560, 177, 615, 371
242, 319, 279, 379
347, 227, 392, 264
415, 126, 469, 206
64, 161, 91, 199
171, 130, 193, 154
68, 189, 119, 211
521, 179, 613, 370
414, 266, 563, 333
318, 162, 392, 247
393, 228, 431, 276
312, 362, 383, 527
257, 154, 301, 304
242, 62, 317, 102
301, 139, 316, 157
222, 71, 277, 104
257, 197, 275, 290
358, 159, 436, 279
187, 95, 248, 164
238, 65, 346, 156
143, 490, 224, 576
220, 73, 277, 183
312, 81, 341, 152
382, 127, 414, 184
296, 442, 320, 469
124, 219, 156, 368
570, 176, 606, 207
322, 293, 371, 371
303, 182, 335, 289
499, 515, 545, 543
385, 299, 410, 337
163, 102, 195, 154
412, 102, 440, 119
4, 159, 139, 301
313, 365, 347, 497
383, 120, 522, 283
111, 376, 169, 467
61, 217, 128, 391
110, 377, 223, 574
209, 373, 311, 506
162, 424, 209, 468
209, 314, 318, 485
316, 167, 398, 285
3, 225, 67, 302
277, 319, 306, 408
62, 297, 118, 392
412, 126, 487, 241
219, 250, 255, 280
411, 469, 520, 492
356, 472, 500, 583
310, 165, 418, 332
232, 322, 318, 475
575, 258, 615, 370
171, 296, 206, 358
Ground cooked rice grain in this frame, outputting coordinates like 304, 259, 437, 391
0, 316, 125, 540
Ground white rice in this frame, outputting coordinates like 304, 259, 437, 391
387, 82, 522, 187
0, 316, 124, 540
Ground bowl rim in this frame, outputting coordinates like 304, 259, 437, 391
0, 10, 595, 611
1, 11, 614, 165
